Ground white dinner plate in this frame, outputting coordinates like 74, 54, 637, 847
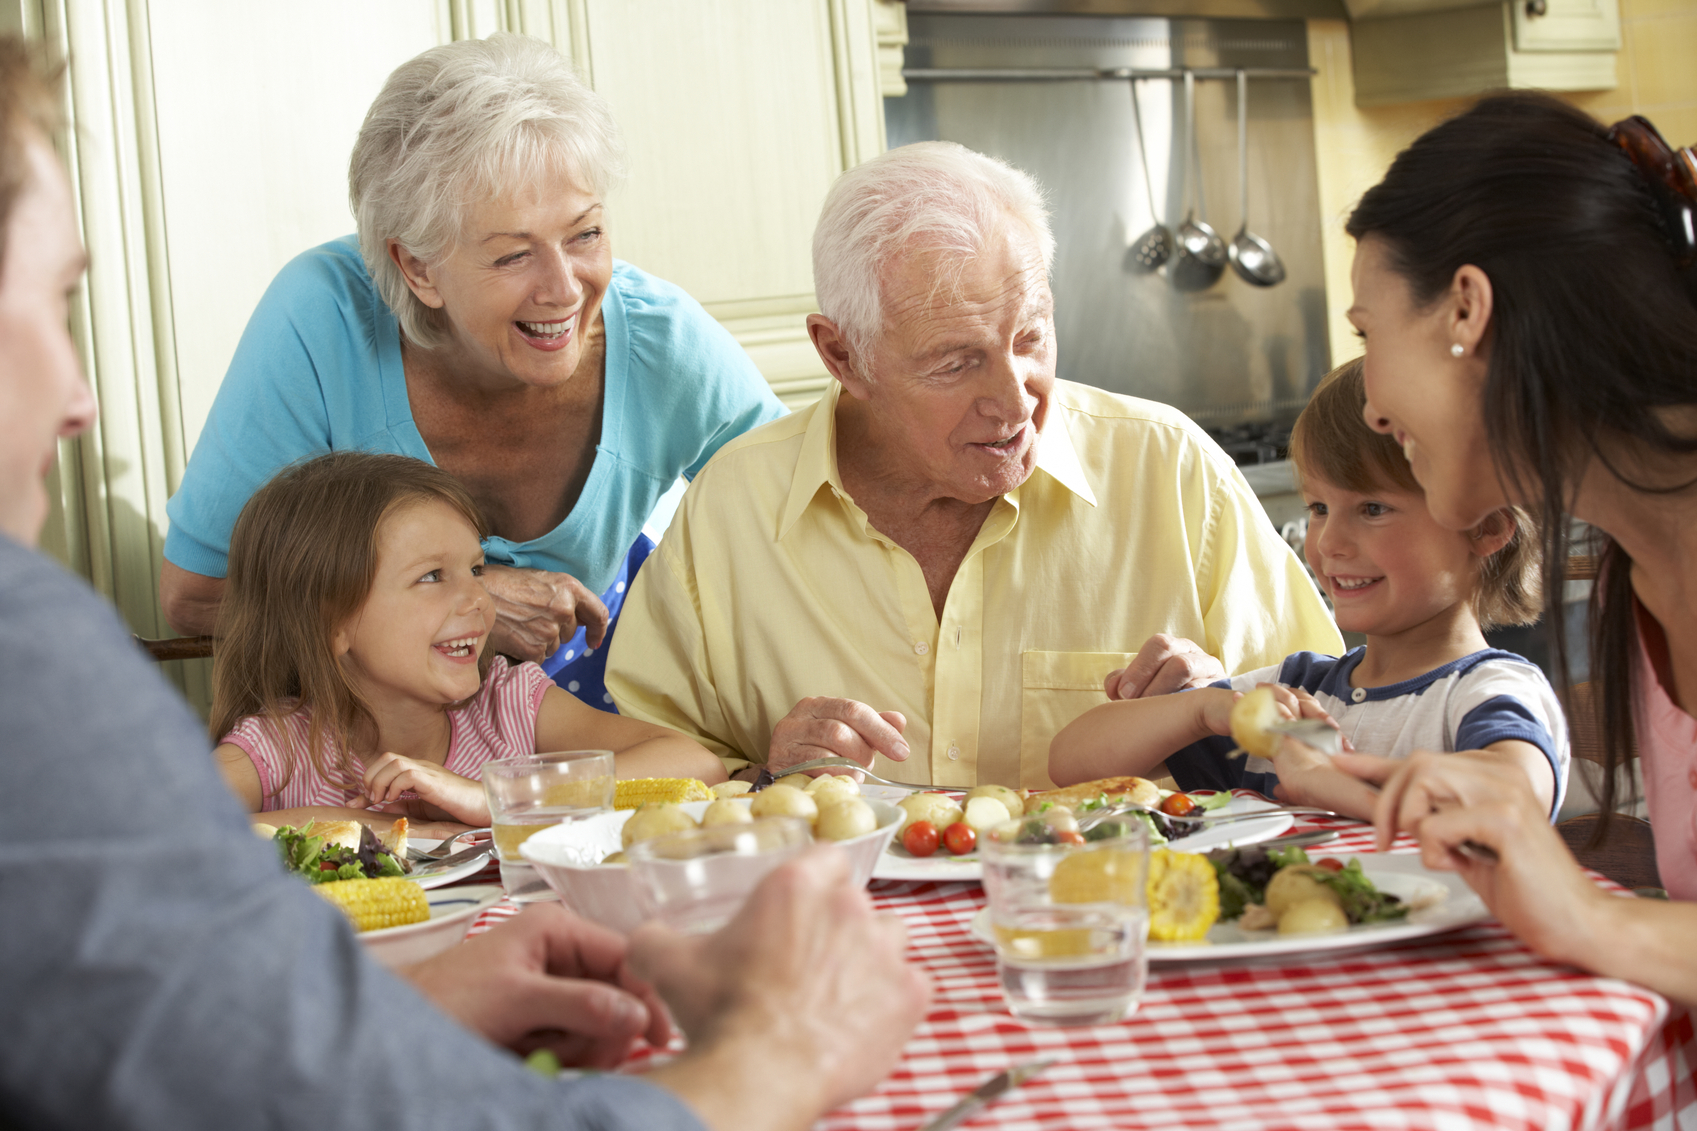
968, 853, 1490, 962
409, 847, 494, 890
872, 794, 1296, 883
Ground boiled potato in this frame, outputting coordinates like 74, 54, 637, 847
1278, 897, 1349, 935
1263, 866, 1343, 917
774, 773, 815, 793
897, 792, 964, 835
808, 774, 860, 802
701, 798, 754, 827
1230, 686, 1284, 759
710, 780, 752, 799
750, 784, 819, 824
621, 802, 699, 849
965, 784, 1024, 819
962, 796, 1011, 832
252, 823, 278, 840
600, 850, 627, 865
815, 797, 878, 841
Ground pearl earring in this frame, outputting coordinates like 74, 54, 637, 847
1450, 343, 1465, 357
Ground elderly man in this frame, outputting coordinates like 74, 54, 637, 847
607, 142, 1341, 788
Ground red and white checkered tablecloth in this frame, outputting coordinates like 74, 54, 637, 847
467, 815, 1696, 1131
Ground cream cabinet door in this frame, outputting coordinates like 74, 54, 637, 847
584, 0, 886, 406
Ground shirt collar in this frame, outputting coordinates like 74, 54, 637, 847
776, 380, 1098, 540
778, 380, 848, 540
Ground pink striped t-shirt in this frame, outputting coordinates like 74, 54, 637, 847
222, 656, 553, 812
1635, 607, 1697, 901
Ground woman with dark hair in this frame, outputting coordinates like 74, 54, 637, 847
1329, 91, 1697, 1002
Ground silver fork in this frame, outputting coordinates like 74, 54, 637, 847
405, 828, 490, 862
776, 756, 937, 791
1077, 800, 1338, 831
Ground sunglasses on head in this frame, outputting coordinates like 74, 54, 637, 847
1608, 115, 1697, 268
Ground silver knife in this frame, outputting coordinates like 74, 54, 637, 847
915, 1059, 1054, 1131
1252, 828, 1339, 851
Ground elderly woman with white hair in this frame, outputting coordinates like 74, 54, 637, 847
606, 140, 1339, 787
160, 34, 782, 685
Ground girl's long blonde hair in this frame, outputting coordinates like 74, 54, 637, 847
209, 452, 490, 800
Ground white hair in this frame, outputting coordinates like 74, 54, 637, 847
350, 33, 624, 349
812, 141, 1054, 360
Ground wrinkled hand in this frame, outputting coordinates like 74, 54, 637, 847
481, 562, 610, 663
1332, 750, 1607, 966
402, 902, 672, 1067
357, 753, 491, 826
1104, 634, 1226, 700
630, 847, 930, 1116
768, 697, 910, 774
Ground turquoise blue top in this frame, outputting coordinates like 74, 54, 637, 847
164, 236, 784, 594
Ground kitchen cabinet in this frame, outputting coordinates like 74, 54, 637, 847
1350, 0, 1619, 106
14, 0, 887, 707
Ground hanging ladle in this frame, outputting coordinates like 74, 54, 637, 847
1169, 69, 1227, 292
1123, 77, 1174, 273
1229, 69, 1286, 287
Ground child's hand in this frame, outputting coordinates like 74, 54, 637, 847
1271, 743, 1381, 820
358, 753, 492, 826
1250, 683, 1352, 750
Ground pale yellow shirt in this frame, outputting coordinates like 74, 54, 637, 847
607, 380, 1342, 788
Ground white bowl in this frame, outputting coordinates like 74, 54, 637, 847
521, 797, 901, 934
358, 883, 504, 968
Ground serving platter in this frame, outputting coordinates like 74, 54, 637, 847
969, 853, 1489, 963
871, 794, 1296, 883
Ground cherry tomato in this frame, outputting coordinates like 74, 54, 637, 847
1313, 857, 1346, 872
943, 821, 977, 856
1160, 792, 1198, 817
901, 821, 940, 858
1055, 830, 1086, 846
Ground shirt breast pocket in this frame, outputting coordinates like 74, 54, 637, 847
1019, 650, 1137, 789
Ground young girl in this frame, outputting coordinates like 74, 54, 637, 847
1049, 359, 1569, 821
211, 452, 724, 834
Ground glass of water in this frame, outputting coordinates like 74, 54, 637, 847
483, 751, 616, 901
980, 818, 1151, 1026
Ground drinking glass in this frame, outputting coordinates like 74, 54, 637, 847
483, 751, 616, 902
625, 817, 812, 934
980, 820, 1151, 1026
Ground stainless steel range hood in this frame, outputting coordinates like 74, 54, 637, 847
887, 12, 1330, 427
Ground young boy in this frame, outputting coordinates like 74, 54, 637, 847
1049, 359, 1568, 821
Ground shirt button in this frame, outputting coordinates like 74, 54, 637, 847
1351, 688, 1366, 703
915, 642, 930, 655
947, 744, 960, 761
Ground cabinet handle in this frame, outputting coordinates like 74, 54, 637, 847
1525, 0, 1548, 16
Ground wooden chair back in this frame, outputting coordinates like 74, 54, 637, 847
134, 635, 215, 662
1558, 678, 1661, 892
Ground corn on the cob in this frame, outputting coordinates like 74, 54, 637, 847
1146, 848, 1221, 942
314, 877, 430, 932
614, 777, 712, 810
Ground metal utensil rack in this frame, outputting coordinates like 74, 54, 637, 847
902, 66, 1315, 83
